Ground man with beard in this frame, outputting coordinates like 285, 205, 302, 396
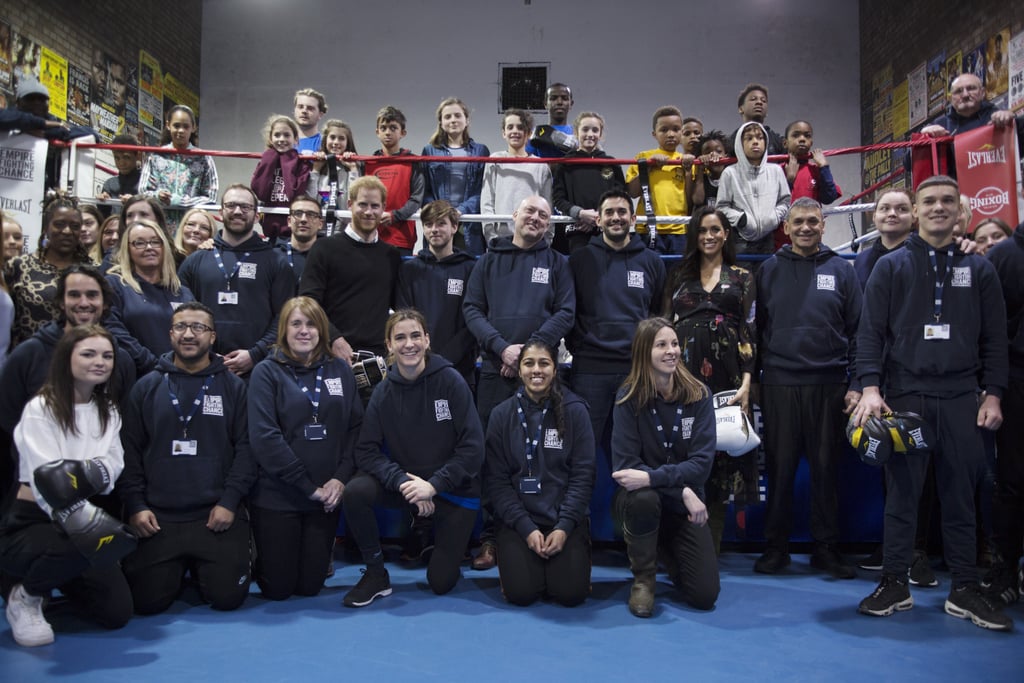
117, 302, 255, 615
294, 88, 328, 154
178, 185, 295, 377
276, 194, 322, 286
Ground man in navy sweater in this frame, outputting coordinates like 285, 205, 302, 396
853, 175, 1011, 631
117, 302, 255, 614
753, 197, 862, 579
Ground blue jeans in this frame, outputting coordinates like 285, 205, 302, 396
464, 223, 486, 257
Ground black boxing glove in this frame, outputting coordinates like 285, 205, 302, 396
33, 459, 111, 510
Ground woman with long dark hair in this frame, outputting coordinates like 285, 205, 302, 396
663, 205, 757, 552
1, 325, 135, 646
484, 340, 595, 606
612, 317, 720, 617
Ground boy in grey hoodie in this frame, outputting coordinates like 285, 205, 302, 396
717, 122, 791, 255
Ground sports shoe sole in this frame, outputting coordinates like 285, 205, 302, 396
858, 595, 913, 617
944, 599, 1013, 631
343, 586, 392, 608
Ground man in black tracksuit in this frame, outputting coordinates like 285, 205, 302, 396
754, 197, 862, 579
853, 175, 1011, 631
117, 302, 255, 614
981, 212, 1024, 605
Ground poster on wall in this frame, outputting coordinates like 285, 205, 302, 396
908, 63, 927, 128
162, 72, 199, 138
927, 52, 946, 116
138, 50, 164, 142
986, 27, 1010, 97
964, 44, 986, 85
1010, 30, 1024, 113
11, 29, 40, 91
89, 50, 127, 142
862, 138, 893, 192
122, 61, 140, 141
0, 20, 13, 93
871, 65, 893, 143
67, 64, 90, 127
945, 51, 963, 89
892, 80, 909, 139
39, 47, 67, 121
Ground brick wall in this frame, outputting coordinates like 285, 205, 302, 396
860, 0, 1024, 144
0, 0, 201, 104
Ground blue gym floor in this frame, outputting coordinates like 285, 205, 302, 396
2, 551, 1021, 682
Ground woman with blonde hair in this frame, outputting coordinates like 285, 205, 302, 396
105, 218, 194, 374
173, 208, 216, 257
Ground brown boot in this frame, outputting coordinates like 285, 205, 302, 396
472, 542, 497, 570
624, 528, 659, 618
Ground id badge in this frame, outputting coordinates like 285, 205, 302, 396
218, 291, 239, 305
519, 477, 541, 494
304, 423, 327, 441
171, 439, 198, 456
923, 323, 950, 340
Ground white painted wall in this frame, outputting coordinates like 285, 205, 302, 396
200, 0, 861, 244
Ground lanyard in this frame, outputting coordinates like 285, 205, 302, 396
650, 401, 684, 452
284, 242, 294, 269
291, 365, 325, 423
515, 389, 549, 477
927, 245, 955, 322
165, 373, 213, 439
212, 249, 251, 291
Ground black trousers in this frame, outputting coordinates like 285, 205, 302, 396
613, 488, 720, 610
760, 382, 847, 550
251, 505, 339, 600
883, 393, 987, 584
993, 378, 1024, 566
122, 515, 252, 614
496, 521, 591, 607
343, 474, 477, 595
0, 500, 132, 629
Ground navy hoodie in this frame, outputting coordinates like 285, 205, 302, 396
118, 353, 255, 522
611, 389, 715, 508
248, 349, 363, 512
275, 238, 313, 287
859, 233, 1007, 397
988, 225, 1024, 380
853, 238, 906, 291
396, 248, 478, 379
177, 233, 295, 364
355, 355, 483, 499
756, 245, 861, 386
463, 236, 575, 372
0, 321, 136, 434
105, 273, 195, 374
568, 234, 666, 373
484, 388, 594, 537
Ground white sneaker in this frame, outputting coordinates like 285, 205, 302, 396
6, 584, 54, 647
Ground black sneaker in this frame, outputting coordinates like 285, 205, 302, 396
342, 567, 392, 608
810, 546, 856, 580
944, 583, 1014, 631
858, 545, 884, 571
858, 573, 913, 617
754, 549, 791, 574
982, 563, 1021, 606
909, 550, 938, 587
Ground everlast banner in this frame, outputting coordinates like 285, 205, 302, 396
954, 125, 1022, 232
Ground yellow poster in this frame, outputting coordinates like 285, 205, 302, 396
162, 72, 198, 118
891, 80, 909, 139
40, 46, 67, 120
138, 50, 163, 129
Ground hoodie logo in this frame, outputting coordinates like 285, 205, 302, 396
325, 378, 344, 396
531, 267, 550, 284
544, 429, 563, 449
447, 278, 464, 296
202, 395, 223, 416
627, 271, 644, 288
434, 399, 452, 421
681, 417, 694, 439
238, 263, 257, 279
816, 274, 835, 291
951, 267, 971, 287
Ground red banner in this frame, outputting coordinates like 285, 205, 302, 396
954, 125, 1020, 232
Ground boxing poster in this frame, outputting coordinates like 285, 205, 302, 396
954, 125, 1021, 231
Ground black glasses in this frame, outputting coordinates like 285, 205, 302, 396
130, 239, 163, 249
171, 321, 213, 334
290, 209, 321, 220
223, 202, 256, 213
